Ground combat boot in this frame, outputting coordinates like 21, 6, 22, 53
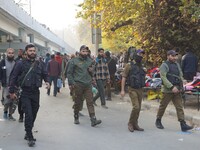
74, 114, 80, 124
27, 137, 35, 147
18, 115, 23, 123
128, 123, 134, 132
25, 134, 36, 147
155, 118, 164, 129
90, 116, 102, 127
24, 134, 36, 141
180, 120, 193, 132
133, 124, 144, 131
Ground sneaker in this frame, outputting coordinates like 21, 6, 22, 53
8, 115, 16, 121
101, 105, 108, 109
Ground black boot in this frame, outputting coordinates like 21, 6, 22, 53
90, 116, 102, 127
74, 114, 80, 124
180, 120, 193, 132
25, 134, 36, 147
18, 114, 23, 123
27, 137, 35, 147
155, 118, 164, 129
24, 134, 36, 141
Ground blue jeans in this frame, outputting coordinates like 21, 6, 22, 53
47, 76, 58, 96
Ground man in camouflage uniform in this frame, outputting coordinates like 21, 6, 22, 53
155, 50, 193, 132
67, 45, 101, 127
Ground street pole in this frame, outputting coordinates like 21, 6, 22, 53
94, 0, 99, 55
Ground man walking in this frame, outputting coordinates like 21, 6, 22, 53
9, 43, 50, 147
15, 49, 25, 122
93, 48, 110, 108
121, 49, 146, 132
181, 48, 198, 81
47, 54, 61, 97
104, 51, 117, 100
155, 50, 193, 132
0, 48, 16, 121
67, 45, 101, 127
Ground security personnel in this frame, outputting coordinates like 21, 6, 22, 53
67, 45, 101, 127
9, 43, 50, 147
121, 49, 146, 132
155, 50, 193, 132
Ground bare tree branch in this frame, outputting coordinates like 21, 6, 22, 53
110, 19, 133, 31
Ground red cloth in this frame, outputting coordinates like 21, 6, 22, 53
55, 55, 62, 65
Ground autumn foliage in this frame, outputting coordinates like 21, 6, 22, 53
77, 0, 200, 63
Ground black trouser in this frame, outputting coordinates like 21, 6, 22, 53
47, 76, 58, 96
21, 88, 40, 137
18, 97, 24, 117
93, 80, 106, 105
183, 72, 196, 81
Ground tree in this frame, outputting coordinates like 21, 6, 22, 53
77, 0, 200, 63
76, 19, 96, 54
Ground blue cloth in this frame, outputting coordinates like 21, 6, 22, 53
57, 78, 62, 88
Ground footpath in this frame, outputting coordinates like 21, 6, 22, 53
114, 93, 200, 126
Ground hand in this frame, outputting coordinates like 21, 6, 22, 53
45, 82, 50, 89
69, 85, 75, 91
183, 80, 187, 85
121, 90, 125, 97
88, 66, 93, 72
92, 80, 96, 86
10, 93, 17, 100
107, 79, 110, 84
172, 86, 179, 93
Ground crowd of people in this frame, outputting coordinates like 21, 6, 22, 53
0, 44, 198, 147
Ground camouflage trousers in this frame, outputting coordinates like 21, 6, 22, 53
73, 83, 95, 117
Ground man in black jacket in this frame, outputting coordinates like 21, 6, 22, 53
9, 43, 50, 147
181, 48, 198, 81
0, 48, 16, 121
104, 51, 117, 100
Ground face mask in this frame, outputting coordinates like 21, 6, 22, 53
135, 55, 143, 63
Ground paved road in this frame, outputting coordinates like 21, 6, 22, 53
0, 86, 200, 150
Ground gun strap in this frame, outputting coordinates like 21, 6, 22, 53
20, 61, 36, 87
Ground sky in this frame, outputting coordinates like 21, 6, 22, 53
15, 0, 84, 30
